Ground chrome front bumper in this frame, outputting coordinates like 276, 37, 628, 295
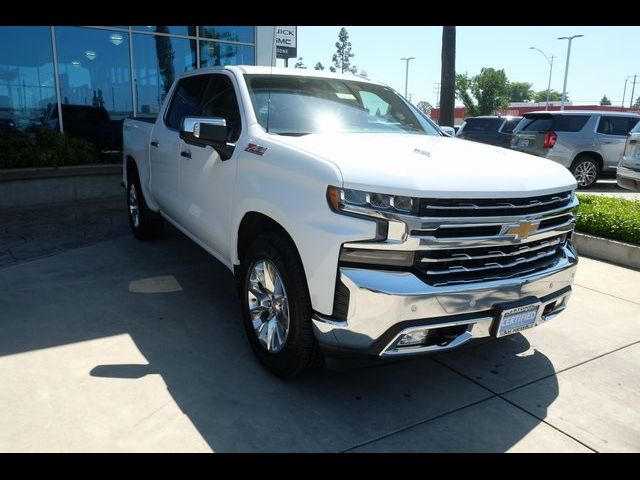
312, 242, 578, 357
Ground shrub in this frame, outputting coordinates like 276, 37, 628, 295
576, 194, 640, 245
0, 128, 104, 169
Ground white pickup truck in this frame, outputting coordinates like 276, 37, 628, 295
123, 66, 579, 377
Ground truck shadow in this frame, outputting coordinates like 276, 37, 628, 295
0, 224, 560, 452
85, 227, 560, 452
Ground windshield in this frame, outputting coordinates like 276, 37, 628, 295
244, 74, 439, 136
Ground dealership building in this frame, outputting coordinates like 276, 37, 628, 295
0, 26, 277, 137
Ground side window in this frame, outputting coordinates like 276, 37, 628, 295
165, 75, 208, 130
552, 115, 589, 132
200, 75, 242, 142
628, 117, 640, 133
597, 116, 634, 136
501, 118, 520, 134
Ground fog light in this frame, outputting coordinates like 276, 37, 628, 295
397, 329, 429, 347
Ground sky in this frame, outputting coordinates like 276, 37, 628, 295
288, 26, 640, 108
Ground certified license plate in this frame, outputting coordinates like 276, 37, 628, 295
517, 139, 530, 147
495, 303, 539, 338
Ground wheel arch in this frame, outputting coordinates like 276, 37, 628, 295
571, 151, 603, 171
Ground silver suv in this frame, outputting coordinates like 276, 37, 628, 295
511, 111, 640, 188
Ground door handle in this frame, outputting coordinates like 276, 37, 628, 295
150, 140, 159, 147
602, 141, 614, 144
180, 150, 191, 159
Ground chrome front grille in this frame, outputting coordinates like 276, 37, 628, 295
414, 234, 568, 286
419, 191, 573, 217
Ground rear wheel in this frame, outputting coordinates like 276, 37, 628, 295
240, 232, 323, 378
570, 155, 600, 189
126, 168, 164, 240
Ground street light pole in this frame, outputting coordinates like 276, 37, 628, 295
629, 74, 638, 110
622, 78, 629, 112
529, 47, 555, 110
558, 34, 584, 111
400, 57, 415, 99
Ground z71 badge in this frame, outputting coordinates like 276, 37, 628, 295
245, 143, 267, 156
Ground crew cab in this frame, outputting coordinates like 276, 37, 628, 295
122, 66, 579, 378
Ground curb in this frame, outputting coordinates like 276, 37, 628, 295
573, 232, 640, 271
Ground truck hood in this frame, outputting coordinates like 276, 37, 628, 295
271, 133, 577, 198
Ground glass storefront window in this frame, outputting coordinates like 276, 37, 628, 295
133, 26, 194, 37
54, 27, 133, 150
133, 33, 197, 118
200, 26, 255, 44
54, 27, 133, 118
0, 26, 55, 133
199, 41, 254, 68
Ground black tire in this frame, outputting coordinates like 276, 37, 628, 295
126, 167, 164, 241
240, 232, 323, 378
570, 155, 600, 189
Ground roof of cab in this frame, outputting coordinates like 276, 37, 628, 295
179, 64, 383, 86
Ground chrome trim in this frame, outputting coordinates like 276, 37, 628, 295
311, 243, 577, 353
423, 248, 558, 276
342, 196, 577, 252
420, 192, 572, 212
379, 289, 570, 357
181, 116, 227, 137
418, 236, 562, 263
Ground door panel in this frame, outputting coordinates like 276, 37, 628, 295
150, 74, 210, 220
178, 140, 236, 255
178, 73, 242, 257
597, 116, 638, 171
149, 123, 181, 217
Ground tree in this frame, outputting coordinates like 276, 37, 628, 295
439, 26, 456, 127
533, 89, 566, 103
332, 27, 358, 74
314, 62, 325, 71
508, 82, 534, 103
294, 57, 306, 69
600, 95, 612, 106
455, 67, 510, 116
416, 101, 433, 116
634, 96, 640, 110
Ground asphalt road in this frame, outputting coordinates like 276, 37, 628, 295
584, 179, 640, 200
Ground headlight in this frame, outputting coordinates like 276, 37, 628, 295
327, 186, 418, 215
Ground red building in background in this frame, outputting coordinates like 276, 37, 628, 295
430, 103, 639, 126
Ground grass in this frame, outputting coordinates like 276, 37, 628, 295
576, 194, 640, 245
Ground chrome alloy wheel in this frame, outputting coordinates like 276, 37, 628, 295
574, 161, 597, 187
128, 183, 140, 228
247, 259, 290, 353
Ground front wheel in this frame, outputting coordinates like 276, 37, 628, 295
240, 232, 323, 378
571, 155, 600, 189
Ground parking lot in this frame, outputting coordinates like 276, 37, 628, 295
0, 196, 639, 452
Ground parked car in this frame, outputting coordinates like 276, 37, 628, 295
456, 115, 522, 148
617, 120, 640, 191
123, 66, 578, 377
42, 104, 123, 151
511, 110, 640, 189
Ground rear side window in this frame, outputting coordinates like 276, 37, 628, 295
461, 118, 503, 132
165, 75, 209, 130
518, 114, 588, 132
553, 115, 589, 132
518, 116, 553, 132
501, 118, 521, 134
597, 116, 640, 136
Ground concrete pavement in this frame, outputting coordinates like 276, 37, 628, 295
0, 200, 639, 452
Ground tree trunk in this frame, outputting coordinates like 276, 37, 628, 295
439, 26, 456, 127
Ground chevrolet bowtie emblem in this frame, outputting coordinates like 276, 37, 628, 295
506, 221, 539, 240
